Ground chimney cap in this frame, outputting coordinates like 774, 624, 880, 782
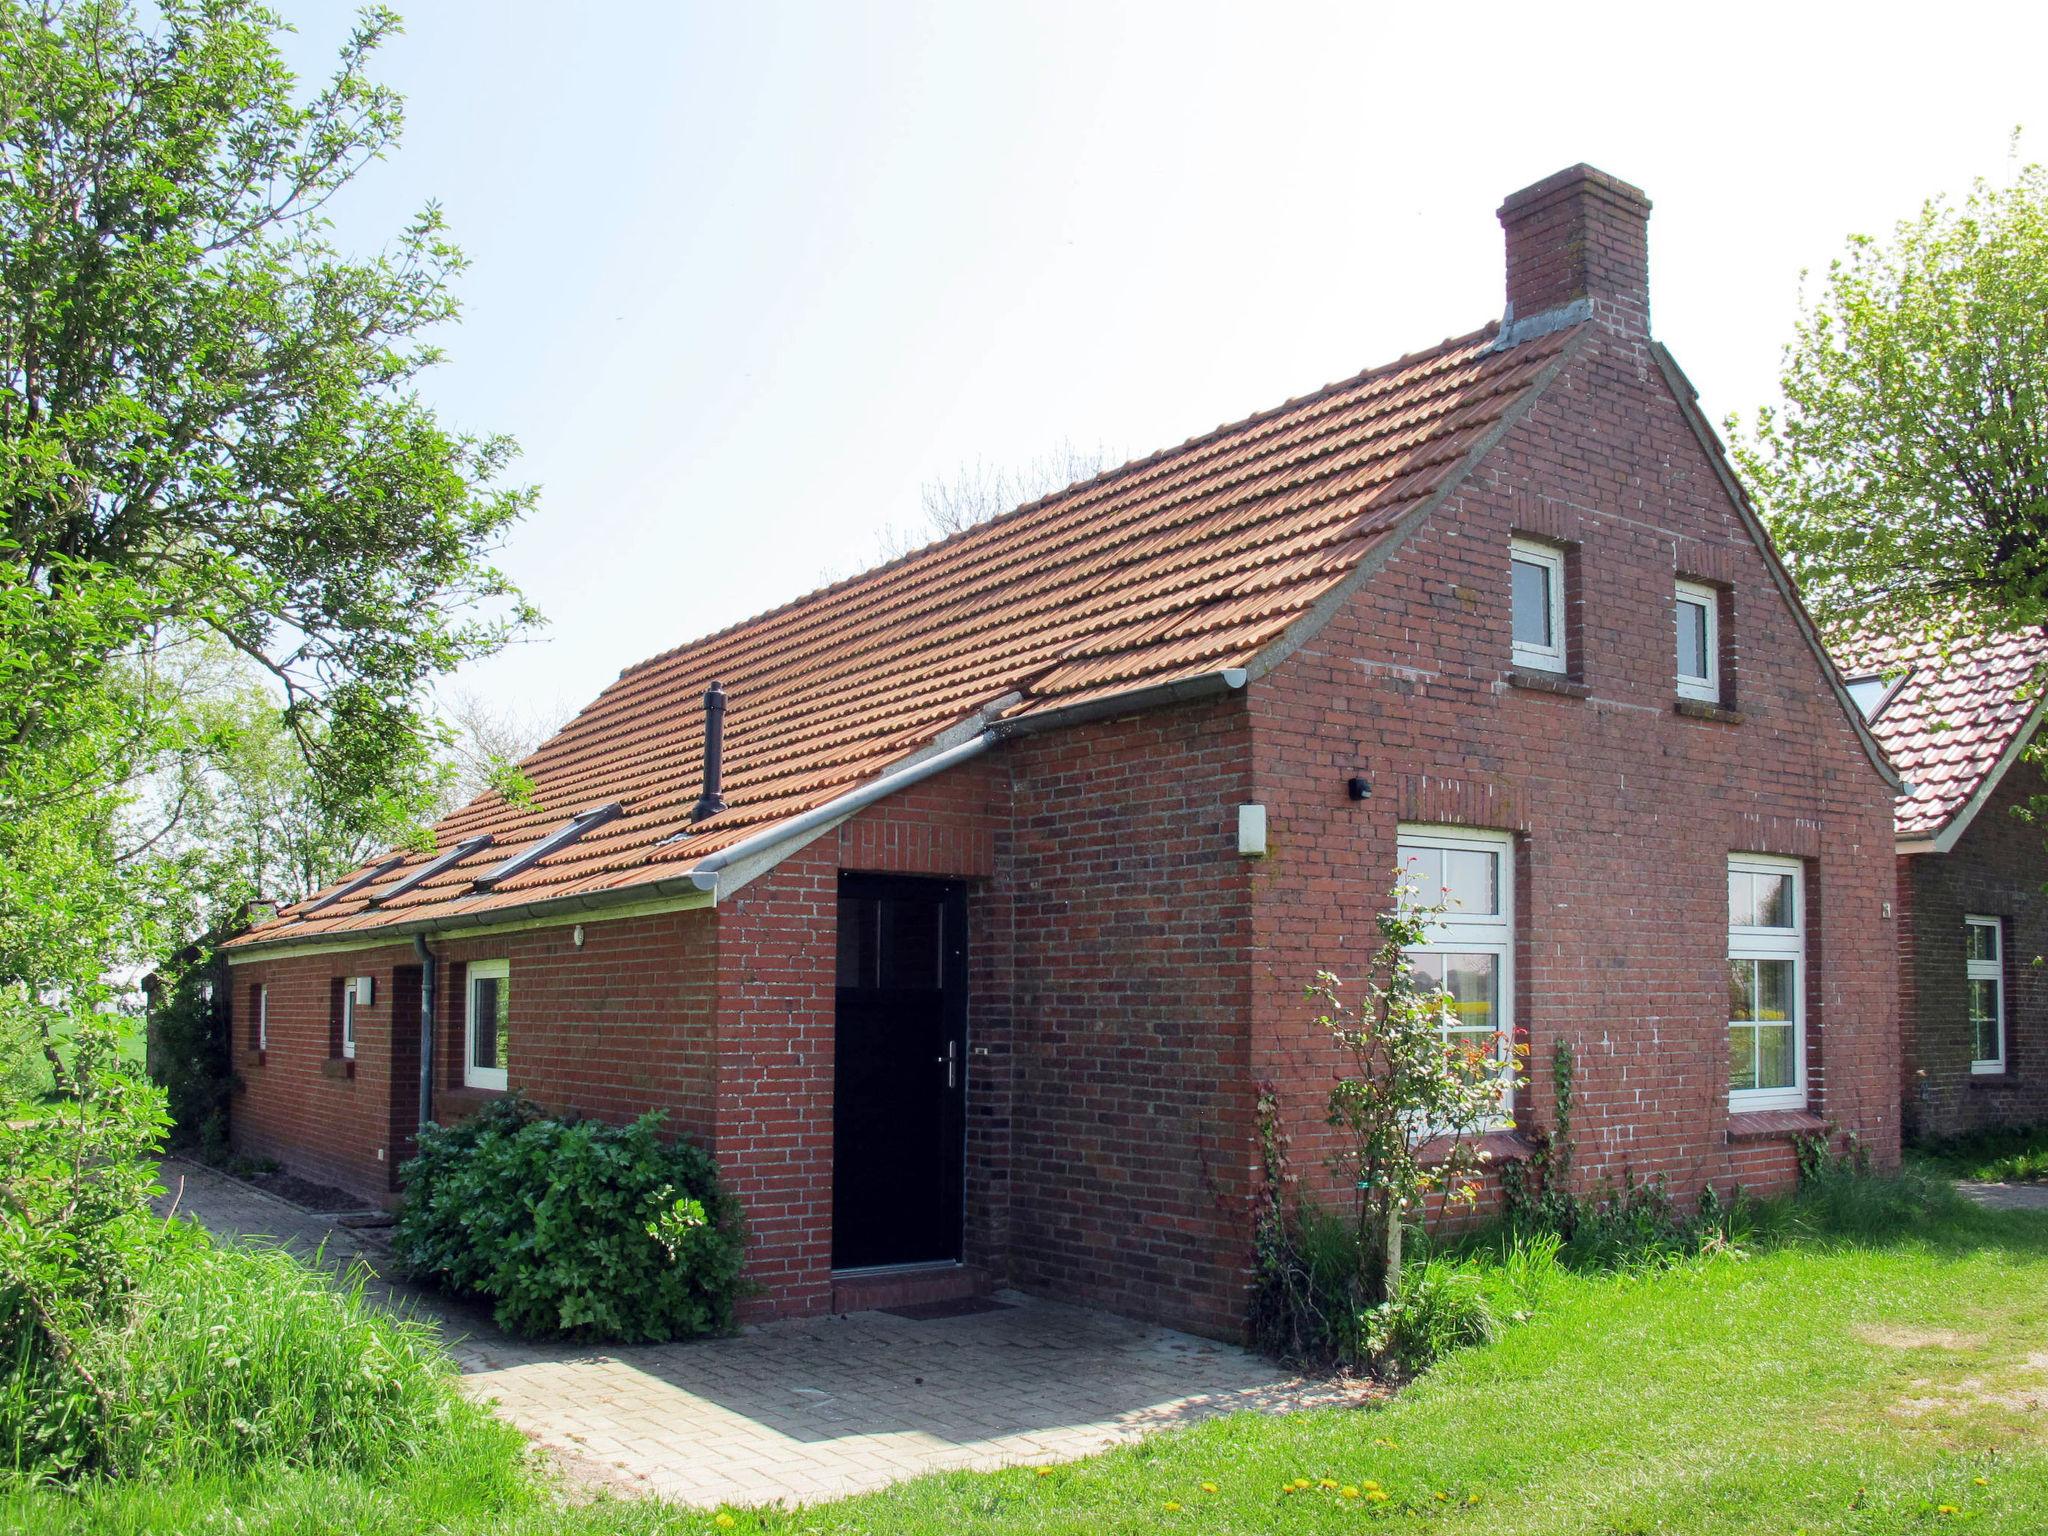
1497, 163, 1651, 221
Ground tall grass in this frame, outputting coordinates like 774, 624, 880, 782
3, 1220, 480, 1482
105, 1224, 465, 1476
1911, 1122, 2048, 1184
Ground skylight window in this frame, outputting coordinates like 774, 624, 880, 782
297, 856, 405, 916
473, 804, 622, 891
370, 835, 496, 906
1843, 672, 1905, 721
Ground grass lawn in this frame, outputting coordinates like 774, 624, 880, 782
8, 1178, 2048, 1534
1910, 1124, 2048, 1185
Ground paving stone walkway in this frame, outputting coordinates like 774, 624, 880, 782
155, 1157, 1369, 1508
1957, 1179, 2048, 1213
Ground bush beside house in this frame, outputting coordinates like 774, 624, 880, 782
394, 1097, 745, 1343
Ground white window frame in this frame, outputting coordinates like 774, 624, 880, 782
1966, 915, 2006, 1074
1509, 538, 1567, 674
1728, 854, 1805, 1112
341, 982, 357, 1060
465, 958, 510, 1092
1674, 579, 1719, 703
257, 985, 268, 1054
1396, 824, 1517, 1122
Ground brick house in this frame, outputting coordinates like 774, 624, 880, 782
221, 166, 1903, 1339
1836, 631, 2048, 1139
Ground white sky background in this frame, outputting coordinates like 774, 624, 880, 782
277, 2, 2048, 724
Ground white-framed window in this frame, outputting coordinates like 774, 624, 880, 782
257, 985, 268, 1053
1728, 854, 1805, 1111
341, 981, 358, 1060
1510, 539, 1567, 674
466, 959, 510, 1091
1396, 824, 1516, 1119
1674, 580, 1719, 703
1967, 916, 2006, 1074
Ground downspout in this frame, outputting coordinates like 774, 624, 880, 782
412, 933, 435, 1136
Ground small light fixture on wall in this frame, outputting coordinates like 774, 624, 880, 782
1237, 803, 1268, 858
573, 924, 585, 948
1347, 775, 1372, 801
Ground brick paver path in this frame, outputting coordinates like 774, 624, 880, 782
1957, 1179, 2048, 1213
155, 1157, 1369, 1507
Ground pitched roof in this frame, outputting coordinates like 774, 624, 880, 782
229, 321, 1586, 950
1835, 629, 2048, 846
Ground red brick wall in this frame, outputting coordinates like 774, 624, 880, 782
1000, 699, 1256, 1338
1246, 328, 1900, 1224
1898, 744, 2048, 1138
230, 910, 718, 1198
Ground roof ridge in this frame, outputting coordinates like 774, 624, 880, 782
608, 323, 1503, 687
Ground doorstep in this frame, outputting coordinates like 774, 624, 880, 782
830, 1260, 990, 1315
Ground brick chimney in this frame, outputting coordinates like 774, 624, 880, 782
1497, 164, 1652, 342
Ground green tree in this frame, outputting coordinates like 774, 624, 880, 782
0, 1, 537, 1045
0, 0, 536, 842
1309, 872, 1521, 1301
1733, 155, 2048, 638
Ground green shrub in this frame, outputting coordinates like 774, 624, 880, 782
142, 952, 233, 1152
0, 1018, 170, 1479
395, 1096, 745, 1343
1365, 1257, 1500, 1376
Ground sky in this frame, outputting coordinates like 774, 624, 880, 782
277, 1, 2048, 727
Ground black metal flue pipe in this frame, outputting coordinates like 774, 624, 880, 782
691, 682, 727, 822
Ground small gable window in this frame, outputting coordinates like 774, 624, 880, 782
1674, 580, 1719, 703
466, 959, 511, 1092
1510, 538, 1566, 674
1967, 916, 2005, 1074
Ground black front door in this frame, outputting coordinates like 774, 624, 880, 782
832, 874, 967, 1270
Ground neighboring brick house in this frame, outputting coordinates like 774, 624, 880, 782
1836, 631, 2048, 1139
221, 166, 1903, 1340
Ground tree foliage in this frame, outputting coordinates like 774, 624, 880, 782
0, 0, 536, 1016
0, 0, 535, 838
1733, 155, 2048, 638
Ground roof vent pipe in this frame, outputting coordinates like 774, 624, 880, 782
691, 682, 727, 822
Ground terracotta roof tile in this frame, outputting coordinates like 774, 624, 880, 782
1835, 629, 2048, 840
232, 321, 1578, 947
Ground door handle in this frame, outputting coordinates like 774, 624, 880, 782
934, 1039, 957, 1088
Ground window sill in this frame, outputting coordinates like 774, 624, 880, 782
1418, 1128, 1534, 1167
1675, 698, 1743, 724
435, 1084, 507, 1121
1725, 1108, 1826, 1143
320, 1057, 355, 1081
1506, 668, 1590, 699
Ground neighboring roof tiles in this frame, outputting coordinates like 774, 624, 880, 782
1836, 629, 2048, 844
230, 320, 1582, 948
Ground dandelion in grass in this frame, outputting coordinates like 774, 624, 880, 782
1200, 1481, 1219, 1494
1341, 1486, 1360, 1499
713, 1513, 737, 1528
1163, 1501, 1182, 1512
1974, 1477, 1989, 1486
1367, 1489, 1389, 1503
1034, 1466, 1055, 1478
1466, 1493, 1481, 1505
1319, 1478, 1339, 1489
1937, 1505, 1960, 1518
